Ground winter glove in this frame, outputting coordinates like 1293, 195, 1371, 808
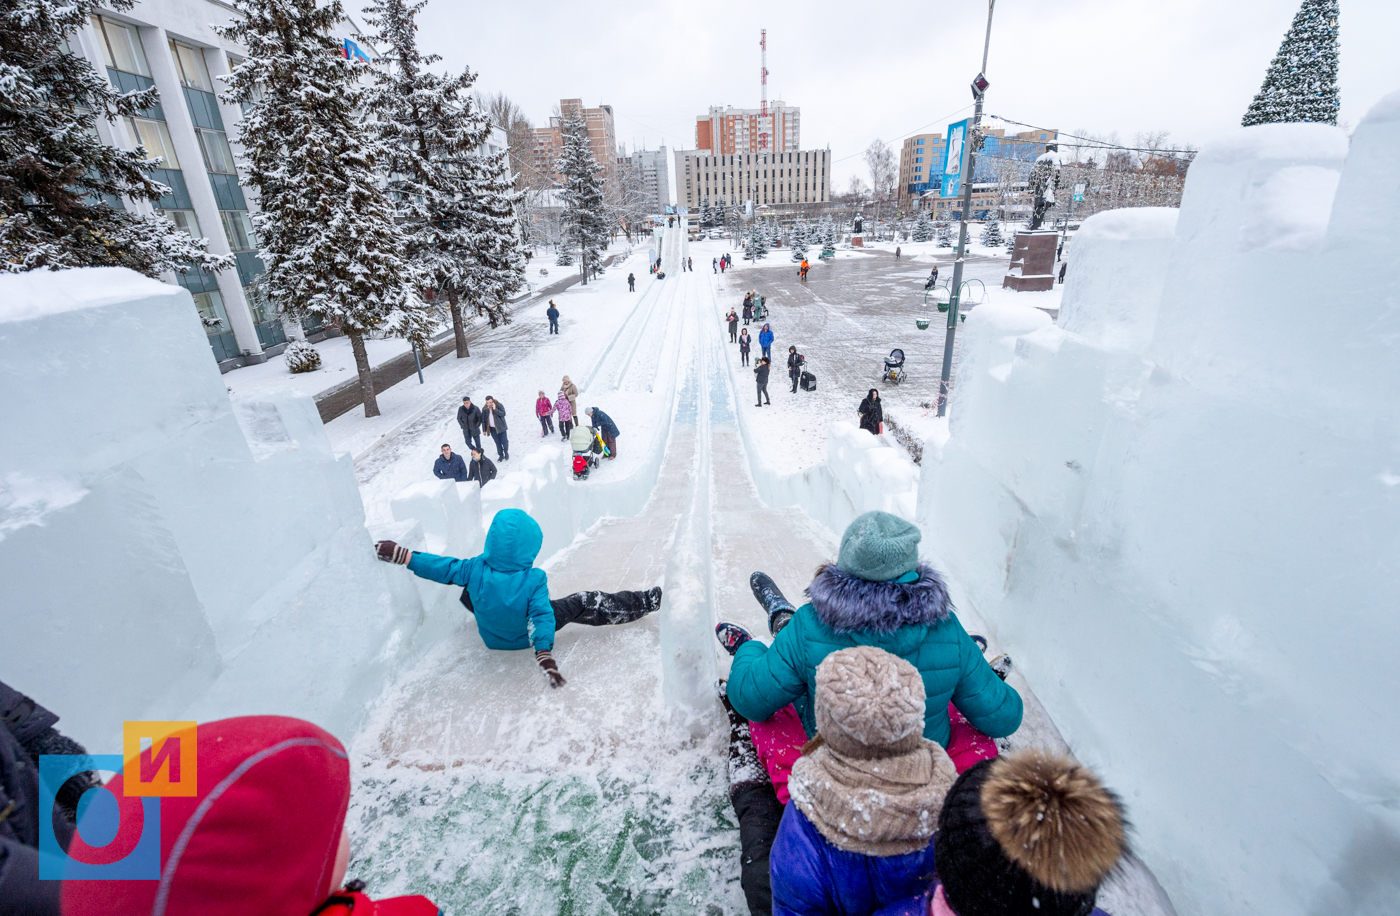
536, 650, 567, 688
374, 540, 412, 565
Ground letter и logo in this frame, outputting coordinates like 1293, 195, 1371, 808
123, 721, 197, 797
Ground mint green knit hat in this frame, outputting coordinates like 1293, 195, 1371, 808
836, 511, 922, 582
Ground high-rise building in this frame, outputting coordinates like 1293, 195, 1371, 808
675, 149, 830, 211
898, 125, 1059, 210
531, 99, 618, 192
695, 102, 800, 156
618, 146, 670, 213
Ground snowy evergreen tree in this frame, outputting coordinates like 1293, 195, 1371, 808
220, 0, 427, 419
365, 0, 525, 359
0, 0, 229, 275
1004, 222, 1020, 254
1241, 0, 1340, 127
555, 107, 608, 285
790, 221, 809, 261
980, 219, 1004, 248
911, 211, 934, 242
936, 221, 955, 248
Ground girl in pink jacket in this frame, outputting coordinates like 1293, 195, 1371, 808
554, 390, 574, 440
535, 391, 555, 437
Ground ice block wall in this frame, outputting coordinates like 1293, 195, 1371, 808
918, 94, 1400, 916
0, 269, 433, 753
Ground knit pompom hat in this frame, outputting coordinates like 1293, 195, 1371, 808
814, 646, 926, 758
934, 751, 1128, 916
837, 511, 922, 582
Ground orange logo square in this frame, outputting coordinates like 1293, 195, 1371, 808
122, 721, 197, 797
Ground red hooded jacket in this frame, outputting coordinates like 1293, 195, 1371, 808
62, 716, 438, 916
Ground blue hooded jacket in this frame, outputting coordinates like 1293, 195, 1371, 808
759, 327, 774, 348
772, 805, 938, 916
406, 509, 556, 652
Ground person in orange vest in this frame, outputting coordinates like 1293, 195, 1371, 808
799, 258, 810, 282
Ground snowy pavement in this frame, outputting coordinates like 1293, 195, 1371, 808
342, 229, 1171, 916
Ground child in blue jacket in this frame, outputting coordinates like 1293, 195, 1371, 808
375, 509, 661, 685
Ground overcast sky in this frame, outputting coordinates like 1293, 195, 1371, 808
356, 0, 1400, 199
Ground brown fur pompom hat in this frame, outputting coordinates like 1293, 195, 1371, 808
933, 750, 1127, 916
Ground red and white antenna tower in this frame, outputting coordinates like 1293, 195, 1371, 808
759, 29, 769, 154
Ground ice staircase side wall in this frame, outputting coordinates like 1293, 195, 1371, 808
0, 270, 432, 753
916, 96, 1400, 916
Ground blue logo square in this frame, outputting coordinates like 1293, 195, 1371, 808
38, 754, 162, 880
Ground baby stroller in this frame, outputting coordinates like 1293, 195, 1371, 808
570, 425, 601, 480
882, 348, 906, 385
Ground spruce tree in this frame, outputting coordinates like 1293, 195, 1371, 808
555, 107, 607, 285
936, 221, 954, 248
790, 220, 809, 261
1241, 0, 1340, 127
1, 0, 228, 275
980, 219, 1003, 248
912, 211, 934, 242
220, 0, 427, 419
365, 0, 524, 360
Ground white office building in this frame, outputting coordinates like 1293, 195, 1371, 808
675, 148, 831, 211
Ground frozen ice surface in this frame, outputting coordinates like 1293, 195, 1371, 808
919, 97, 1400, 916
0, 268, 434, 751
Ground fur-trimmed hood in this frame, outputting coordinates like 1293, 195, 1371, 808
805, 563, 952, 634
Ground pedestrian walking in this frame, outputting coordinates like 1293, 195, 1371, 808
755, 358, 771, 406
688, 257, 693, 272
895, 246, 902, 259
858, 388, 883, 435
739, 328, 751, 366
727, 309, 739, 343
713, 257, 718, 273
561, 375, 579, 420
799, 258, 809, 283
721, 255, 728, 273
482, 396, 509, 461
457, 396, 482, 452
786, 346, 805, 393
585, 407, 620, 459
555, 390, 575, 440
535, 390, 556, 436
925, 266, 939, 290
1059, 261, 1068, 284
629, 273, 636, 291
759, 323, 774, 361
546, 300, 560, 335
434, 444, 470, 482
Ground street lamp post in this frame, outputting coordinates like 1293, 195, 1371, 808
937, 0, 996, 418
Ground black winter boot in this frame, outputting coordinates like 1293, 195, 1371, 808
750, 571, 796, 635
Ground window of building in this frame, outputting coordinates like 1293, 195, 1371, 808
169, 40, 214, 92
161, 208, 201, 237
915, 157, 923, 163
192, 290, 228, 333
917, 138, 925, 145
221, 210, 256, 251
198, 129, 236, 174
92, 16, 149, 76
124, 116, 179, 169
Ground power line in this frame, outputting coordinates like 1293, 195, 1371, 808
987, 115, 1198, 158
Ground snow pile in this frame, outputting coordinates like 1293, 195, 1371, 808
0, 269, 433, 751
918, 97, 1400, 916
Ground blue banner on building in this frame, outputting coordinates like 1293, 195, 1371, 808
941, 119, 968, 198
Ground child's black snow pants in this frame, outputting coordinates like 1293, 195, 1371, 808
551, 589, 657, 629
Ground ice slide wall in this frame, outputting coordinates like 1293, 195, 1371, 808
0, 270, 439, 752
917, 98, 1400, 916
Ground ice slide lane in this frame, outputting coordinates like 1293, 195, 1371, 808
346, 267, 837, 913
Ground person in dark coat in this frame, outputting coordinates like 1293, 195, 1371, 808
728, 309, 740, 343
586, 406, 620, 459
434, 444, 470, 481
786, 346, 805, 393
743, 295, 754, 325
482, 396, 509, 461
457, 396, 482, 452
755, 358, 772, 406
688, 256, 693, 272
925, 266, 939, 290
1, 681, 99, 916
546, 300, 560, 334
628, 273, 636, 292
858, 389, 883, 435
739, 328, 752, 366
466, 447, 497, 488
1059, 261, 1068, 284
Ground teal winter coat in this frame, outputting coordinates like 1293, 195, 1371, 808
406, 509, 557, 652
728, 564, 1022, 748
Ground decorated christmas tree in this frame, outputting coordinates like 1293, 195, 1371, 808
1242, 0, 1340, 126
912, 211, 934, 242
555, 107, 609, 283
1, 0, 229, 276
221, 0, 427, 419
365, 0, 525, 358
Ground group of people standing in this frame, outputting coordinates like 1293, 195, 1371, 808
725, 291, 786, 407
715, 253, 732, 273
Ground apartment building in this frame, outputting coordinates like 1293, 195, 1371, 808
898, 126, 1059, 210
69, 0, 380, 370
695, 102, 800, 156
618, 146, 670, 213
531, 99, 618, 192
675, 149, 830, 211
